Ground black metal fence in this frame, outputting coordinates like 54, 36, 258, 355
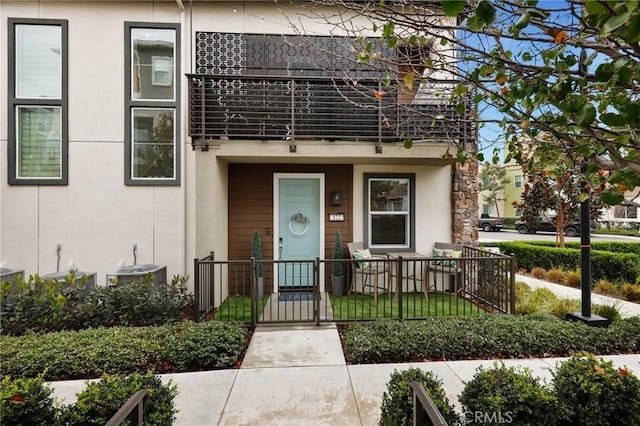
193, 251, 216, 321
193, 247, 515, 324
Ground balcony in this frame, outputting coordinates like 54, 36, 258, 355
187, 74, 476, 150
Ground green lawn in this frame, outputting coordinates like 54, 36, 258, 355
213, 292, 483, 321
212, 294, 268, 321
329, 292, 484, 319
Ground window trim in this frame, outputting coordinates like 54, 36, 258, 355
8, 18, 68, 185
124, 22, 180, 186
363, 173, 415, 252
514, 175, 522, 188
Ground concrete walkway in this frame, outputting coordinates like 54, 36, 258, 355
50, 323, 640, 426
49, 264, 640, 424
515, 273, 640, 318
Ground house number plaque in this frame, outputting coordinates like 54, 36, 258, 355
329, 213, 345, 222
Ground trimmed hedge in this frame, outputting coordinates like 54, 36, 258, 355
342, 315, 640, 364
553, 353, 640, 426
0, 321, 249, 380
379, 368, 460, 426
459, 363, 559, 425
1, 373, 178, 426
455, 355, 640, 426
498, 241, 640, 283
57, 372, 177, 426
1, 274, 194, 336
0, 375, 58, 425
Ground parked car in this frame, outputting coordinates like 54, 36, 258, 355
515, 216, 586, 237
477, 214, 506, 232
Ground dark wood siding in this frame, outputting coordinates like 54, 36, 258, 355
228, 163, 353, 293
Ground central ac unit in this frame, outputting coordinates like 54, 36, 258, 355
106, 264, 167, 286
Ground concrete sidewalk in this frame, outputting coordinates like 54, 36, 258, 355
50, 324, 640, 426
515, 273, 640, 318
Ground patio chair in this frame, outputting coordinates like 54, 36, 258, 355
425, 242, 464, 294
346, 242, 390, 305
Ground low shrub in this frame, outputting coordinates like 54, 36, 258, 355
565, 269, 581, 288
546, 267, 566, 284
620, 283, 640, 302
515, 287, 558, 315
379, 368, 459, 426
514, 281, 532, 301
58, 372, 177, 426
548, 297, 580, 319
342, 316, 640, 364
528, 287, 558, 306
0, 321, 249, 380
1, 274, 194, 336
592, 303, 622, 322
607, 316, 640, 352
531, 267, 547, 279
0, 375, 58, 426
459, 363, 559, 426
593, 279, 619, 296
553, 353, 640, 426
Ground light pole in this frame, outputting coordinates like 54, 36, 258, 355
566, 162, 608, 327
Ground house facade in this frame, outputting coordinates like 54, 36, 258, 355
478, 153, 523, 221
1, 1, 478, 293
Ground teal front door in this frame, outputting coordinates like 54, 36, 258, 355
276, 175, 323, 289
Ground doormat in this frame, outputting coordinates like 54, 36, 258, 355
278, 292, 316, 302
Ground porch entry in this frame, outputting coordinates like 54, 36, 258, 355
274, 173, 325, 292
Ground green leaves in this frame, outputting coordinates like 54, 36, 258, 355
600, 113, 626, 127
576, 103, 597, 127
600, 190, 625, 206
585, 0, 607, 15
515, 12, 531, 29
440, 0, 466, 17
467, 0, 496, 31
602, 10, 630, 34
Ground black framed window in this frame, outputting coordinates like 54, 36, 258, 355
125, 22, 180, 185
8, 18, 68, 185
364, 173, 415, 251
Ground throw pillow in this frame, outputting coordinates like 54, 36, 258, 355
353, 249, 372, 269
432, 248, 461, 268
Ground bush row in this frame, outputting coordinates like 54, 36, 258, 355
510, 240, 640, 255
498, 241, 640, 283
1, 372, 177, 426
380, 353, 640, 426
342, 315, 640, 364
1, 273, 194, 336
0, 321, 249, 380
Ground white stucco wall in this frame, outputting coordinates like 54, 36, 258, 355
353, 164, 451, 255
1, 1, 188, 284
1, 0, 460, 290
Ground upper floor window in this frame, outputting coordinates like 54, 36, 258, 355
514, 175, 522, 188
125, 23, 180, 185
8, 19, 68, 185
364, 173, 415, 251
614, 204, 638, 219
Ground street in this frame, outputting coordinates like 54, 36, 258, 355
479, 229, 640, 244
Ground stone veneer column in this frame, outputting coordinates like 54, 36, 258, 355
451, 158, 479, 245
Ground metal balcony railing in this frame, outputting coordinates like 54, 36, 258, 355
187, 74, 476, 148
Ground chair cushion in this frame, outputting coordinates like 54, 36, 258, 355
432, 248, 461, 268
353, 249, 371, 269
